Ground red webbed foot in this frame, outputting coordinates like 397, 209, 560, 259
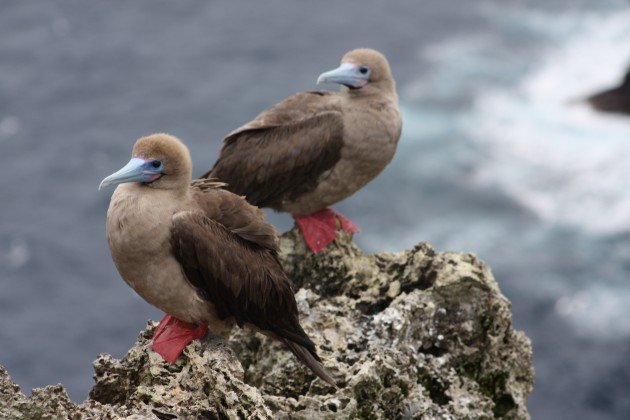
331, 208, 360, 234
151, 314, 208, 363
293, 208, 360, 253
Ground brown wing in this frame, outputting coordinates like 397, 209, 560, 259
190, 179, 279, 251
224, 90, 337, 134
204, 91, 345, 207
169, 210, 318, 356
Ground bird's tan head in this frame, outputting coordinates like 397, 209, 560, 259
317, 48, 395, 94
99, 133, 193, 192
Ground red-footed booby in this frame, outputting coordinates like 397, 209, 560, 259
204, 48, 402, 253
99, 133, 336, 387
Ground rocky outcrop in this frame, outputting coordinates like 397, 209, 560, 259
0, 228, 533, 419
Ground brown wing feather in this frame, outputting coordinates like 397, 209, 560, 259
190, 179, 279, 251
169, 211, 319, 360
224, 90, 334, 135
203, 92, 344, 208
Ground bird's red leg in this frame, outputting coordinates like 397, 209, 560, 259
293, 209, 338, 253
293, 208, 360, 253
151, 314, 208, 364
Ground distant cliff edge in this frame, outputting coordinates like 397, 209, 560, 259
0, 228, 533, 419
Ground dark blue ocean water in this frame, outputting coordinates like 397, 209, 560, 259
1, 1, 630, 418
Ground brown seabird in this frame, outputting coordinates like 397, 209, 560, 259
204, 48, 402, 252
99, 133, 336, 387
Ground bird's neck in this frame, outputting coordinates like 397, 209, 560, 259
108, 183, 189, 253
114, 183, 190, 211
344, 81, 397, 102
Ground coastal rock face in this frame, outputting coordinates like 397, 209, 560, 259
0, 228, 533, 419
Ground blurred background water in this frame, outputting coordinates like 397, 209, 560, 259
1, 1, 629, 418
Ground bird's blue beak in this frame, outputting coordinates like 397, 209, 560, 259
99, 157, 162, 190
317, 62, 369, 89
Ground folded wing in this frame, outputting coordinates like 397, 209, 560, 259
205, 92, 345, 208
169, 193, 336, 386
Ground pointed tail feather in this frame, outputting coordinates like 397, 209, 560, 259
281, 339, 338, 389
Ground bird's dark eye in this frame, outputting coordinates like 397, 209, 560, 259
359, 66, 369, 74
151, 160, 162, 169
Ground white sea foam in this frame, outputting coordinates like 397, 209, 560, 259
394, 6, 630, 340
465, 9, 630, 235
403, 7, 630, 236
0, 238, 30, 269
0, 115, 20, 142
555, 286, 630, 339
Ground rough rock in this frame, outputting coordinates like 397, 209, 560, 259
0, 228, 533, 419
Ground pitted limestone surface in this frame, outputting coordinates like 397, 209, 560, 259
0, 228, 533, 419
